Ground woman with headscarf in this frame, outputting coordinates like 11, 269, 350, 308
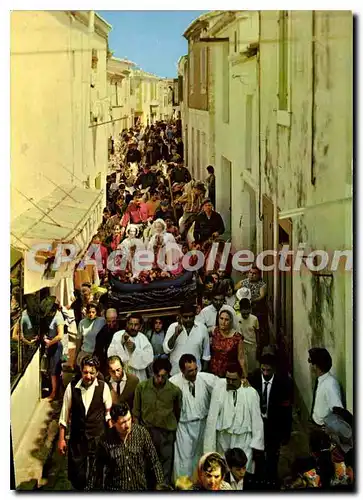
210, 309, 247, 379
193, 452, 232, 490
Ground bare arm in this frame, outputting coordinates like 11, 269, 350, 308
47, 324, 64, 347
237, 337, 248, 379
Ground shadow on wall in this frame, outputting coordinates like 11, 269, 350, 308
15, 399, 71, 491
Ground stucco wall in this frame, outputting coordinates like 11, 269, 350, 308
11, 11, 109, 221
11, 350, 40, 453
260, 10, 353, 411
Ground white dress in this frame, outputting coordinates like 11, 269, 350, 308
169, 372, 217, 479
204, 378, 264, 473
107, 330, 154, 381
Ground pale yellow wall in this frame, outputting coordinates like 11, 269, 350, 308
11, 350, 40, 453
11, 11, 109, 221
259, 10, 353, 411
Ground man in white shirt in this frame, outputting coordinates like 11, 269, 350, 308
163, 303, 210, 376
196, 290, 237, 334
308, 347, 343, 426
75, 302, 106, 368
204, 364, 264, 474
169, 353, 217, 478
107, 313, 153, 381
225, 448, 248, 490
58, 355, 112, 490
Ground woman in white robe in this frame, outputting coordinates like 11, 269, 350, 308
169, 371, 217, 479
147, 218, 179, 268
204, 377, 264, 473
117, 225, 145, 277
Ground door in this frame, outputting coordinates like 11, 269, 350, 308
278, 219, 293, 375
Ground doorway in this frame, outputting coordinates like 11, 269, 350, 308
220, 156, 232, 238
277, 219, 293, 375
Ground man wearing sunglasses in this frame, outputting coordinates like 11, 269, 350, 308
58, 355, 112, 491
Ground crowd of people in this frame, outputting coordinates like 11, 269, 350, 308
11, 120, 354, 491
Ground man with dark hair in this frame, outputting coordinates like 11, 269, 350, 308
204, 363, 264, 475
163, 303, 211, 376
126, 141, 141, 164
87, 403, 164, 491
308, 347, 343, 426
154, 199, 174, 221
133, 358, 182, 484
196, 283, 237, 335
248, 346, 293, 483
169, 162, 191, 185
206, 165, 216, 206
170, 353, 216, 478
106, 355, 139, 409
135, 164, 158, 191
107, 313, 153, 381
224, 448, 248, 490
58, 355, 112, 490
193, 198, 225, 245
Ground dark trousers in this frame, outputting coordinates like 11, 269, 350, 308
147, 427, 175, 485
68, 435, 101, 491
254, 419, 280, 485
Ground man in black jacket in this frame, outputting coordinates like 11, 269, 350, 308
126, 141, 141, 164
248, 347, 293, 485
135, 164, 158, 191
193, 199, 225, 245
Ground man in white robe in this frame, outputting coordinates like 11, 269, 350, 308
169, 354, 217, 479
196, 291, 238, 334
204, 364, 264, 474
107, 313, 153, 381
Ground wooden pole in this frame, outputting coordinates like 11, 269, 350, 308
167, 173, 178, 222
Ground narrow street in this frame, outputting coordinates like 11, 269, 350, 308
11, 9, 353, 493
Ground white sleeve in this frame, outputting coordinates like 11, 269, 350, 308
128, 335, 154, 370
327, 378, 343, 411
249, 388, 265, 451
59, 383, 72, 428
195, 309, 207, 327
204, 381, 223, 453
103, 383, 112, 421
107, 332, 129, 363
163, 323, 177, 355
201, 327, 211, 361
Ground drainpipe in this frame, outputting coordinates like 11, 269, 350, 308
311, 11, 316, 185
273, 184, 279, 341
258, 11, 263, 222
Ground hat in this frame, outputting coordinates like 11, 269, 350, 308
236, 287, 252, 301
324, 412, 353, 453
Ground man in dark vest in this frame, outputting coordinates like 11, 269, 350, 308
58, 355, 112, 490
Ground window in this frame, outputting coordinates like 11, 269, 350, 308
91, 48, 98, 70
130, 78, 135, 96
223, 42, 230, 123
200, 47, 207, 94
115, 82, 119, 106
189, 50, 194, 94
178, 76, 183, 102
144, 82, 147, 102
278, 10, 289, 111
234, 30, 238, 53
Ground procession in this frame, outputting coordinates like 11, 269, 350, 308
10, 10, 353, 493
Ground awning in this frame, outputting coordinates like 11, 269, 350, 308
11, 185, 104, 294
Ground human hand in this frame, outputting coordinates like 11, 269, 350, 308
58, 439, 67, 455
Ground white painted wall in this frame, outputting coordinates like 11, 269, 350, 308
11, 350, 40, 453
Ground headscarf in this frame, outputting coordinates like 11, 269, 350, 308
195, 452, 228, 489
150, 218, 166, 236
